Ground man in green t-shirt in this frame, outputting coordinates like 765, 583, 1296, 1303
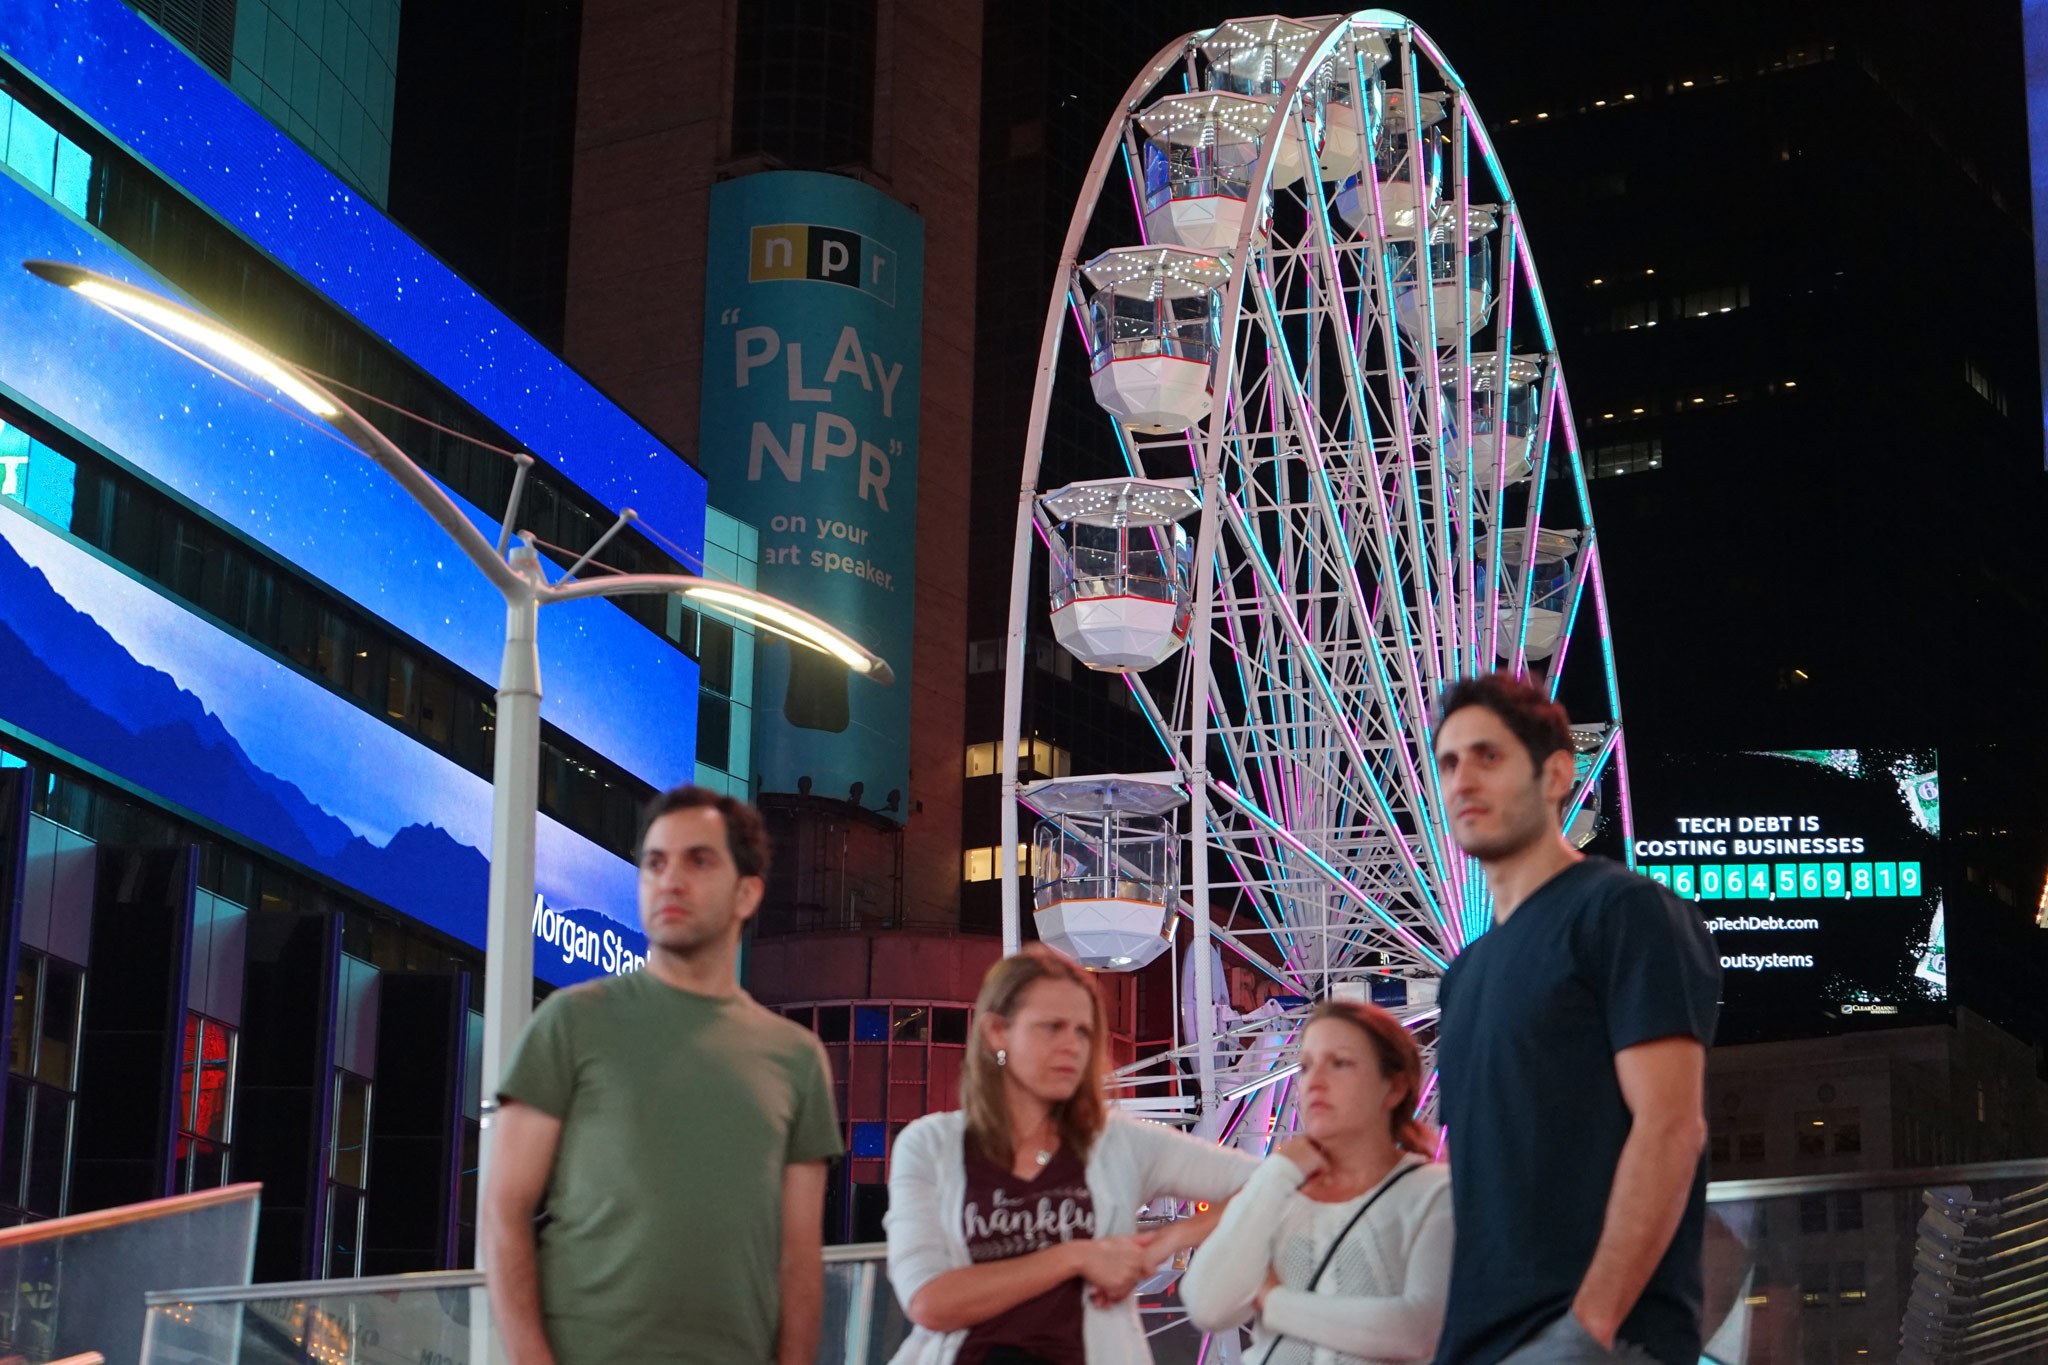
483, 787, 844, 1365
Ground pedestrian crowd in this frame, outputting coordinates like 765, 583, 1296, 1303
483, 672, 1721, 1365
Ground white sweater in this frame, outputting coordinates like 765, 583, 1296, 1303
883, 1110, 1258, 1365
1178, 1154, 1454, 1365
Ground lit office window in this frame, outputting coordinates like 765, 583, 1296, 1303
175, 1014, 237, 1192
325, 1070, 372, 1278
3, 950, 84, 1219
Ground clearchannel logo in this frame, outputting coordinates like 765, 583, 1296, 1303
747, 222, 899, 306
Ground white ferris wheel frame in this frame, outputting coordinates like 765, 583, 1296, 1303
997, 11, 1633, 1130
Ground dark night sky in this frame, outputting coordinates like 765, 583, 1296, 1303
386, 0, 2048, 1050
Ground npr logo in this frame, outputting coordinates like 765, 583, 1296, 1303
748, 223, 897, 306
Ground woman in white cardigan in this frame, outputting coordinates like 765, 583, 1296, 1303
1179, 1000, 1454, 1365
884, 945, 1257, 1364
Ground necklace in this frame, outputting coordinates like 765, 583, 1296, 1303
1021, 1112, 1057, 1167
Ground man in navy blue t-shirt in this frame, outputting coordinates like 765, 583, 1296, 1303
1431, 674, 1720, 1365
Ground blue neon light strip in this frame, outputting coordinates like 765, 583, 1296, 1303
0, 0, 706, 548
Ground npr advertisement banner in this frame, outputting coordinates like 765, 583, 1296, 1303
697, 172, 922, 815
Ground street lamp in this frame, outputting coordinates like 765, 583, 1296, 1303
23, 257, 893, 1224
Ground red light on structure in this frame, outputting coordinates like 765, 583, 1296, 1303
1195, 1201, 1211, 1213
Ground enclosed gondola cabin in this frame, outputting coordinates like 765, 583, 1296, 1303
1042, 477, 1202, 672
1199, 16, 1319, 185
1134, 92, 1279, 251
1316, 23, 1392, 176
1022, 774, 1187, 971
1446, 355, 1545, 488
1079, 247, 1231, 433
1392, 203, 1498, 339
1475, 526, 1580, 660
1332, 87, 1444, 232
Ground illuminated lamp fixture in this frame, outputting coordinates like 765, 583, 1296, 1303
1023, 773, 1186, 971
1076, 246, 1231, 432
1039, 477, 1201, 672
23, 257, 894, 1226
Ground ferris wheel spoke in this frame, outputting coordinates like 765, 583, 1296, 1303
1205, 507, 1454, 930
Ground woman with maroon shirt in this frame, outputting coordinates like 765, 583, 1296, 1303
885, 946, 1258, 1364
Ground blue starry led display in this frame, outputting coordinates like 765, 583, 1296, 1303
0, 0, 706, 542
0, 0, 717, 982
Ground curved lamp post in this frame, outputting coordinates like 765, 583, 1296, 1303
22, 259, 893, 1238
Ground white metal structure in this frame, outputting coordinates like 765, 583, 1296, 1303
997, 13, 1631, 1134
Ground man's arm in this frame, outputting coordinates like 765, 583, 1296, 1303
1571, 1036, 1709, 1348
482, 1101, 564, 1365
777, 1159, 829, 1365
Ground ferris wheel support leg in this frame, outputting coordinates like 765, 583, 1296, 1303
1185, 451, 1232, 1121
997, 480, 1038, 956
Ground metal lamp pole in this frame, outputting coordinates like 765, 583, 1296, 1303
23, 257, 894, 1243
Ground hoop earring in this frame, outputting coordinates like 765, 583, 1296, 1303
996, 1048, 1008, 1068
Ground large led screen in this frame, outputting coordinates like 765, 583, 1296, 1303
697, 172, 921, 812
0, 501, 647, 987
0, 170, 700, 789
0, 0, 708, 539
1631, 748, 1945, 1040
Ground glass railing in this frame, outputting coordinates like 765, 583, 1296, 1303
136, 1245, 908, 1365
124, 1159, 2048, 1365
1701, 1158, 2048, 1365
141, 1271, 487, 1365
0, 1181, 260, 1365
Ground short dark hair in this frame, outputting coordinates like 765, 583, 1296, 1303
634, 786, 772, 880
1434, 672, 1572, 774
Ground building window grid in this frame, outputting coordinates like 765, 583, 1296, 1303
1795, 1107, 1862, 1160
325, 1069, 372, 1278
778, 1000, 970, 1242
175, 1013, 237, 1193
3, 949, 84, 1220
1964, 360, 2009, 416
1588, 438, 1663, 479
964, 737, 1072, 781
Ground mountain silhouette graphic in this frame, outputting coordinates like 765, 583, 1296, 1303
0, 523, 638, 971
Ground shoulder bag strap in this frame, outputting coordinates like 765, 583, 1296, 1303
1257, 1159, 1424, 1365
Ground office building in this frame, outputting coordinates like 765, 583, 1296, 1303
0, 0, 753, 1278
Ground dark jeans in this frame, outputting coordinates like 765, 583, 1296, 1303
1499, 1313, 1657, 1364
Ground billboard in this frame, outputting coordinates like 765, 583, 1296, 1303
0, 0, 708, 539
697, 172, 922, 814
0, 502, 646, 987
0, 176, 700, 788
1631, 747, 1944, 1039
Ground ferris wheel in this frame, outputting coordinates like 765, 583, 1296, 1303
996, 12, 1631, 1136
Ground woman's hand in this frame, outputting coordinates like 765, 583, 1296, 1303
1271, 1135, 1326, 1183
1253, 1265, 1282, 1319
1074, 1233, 1162, 1306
